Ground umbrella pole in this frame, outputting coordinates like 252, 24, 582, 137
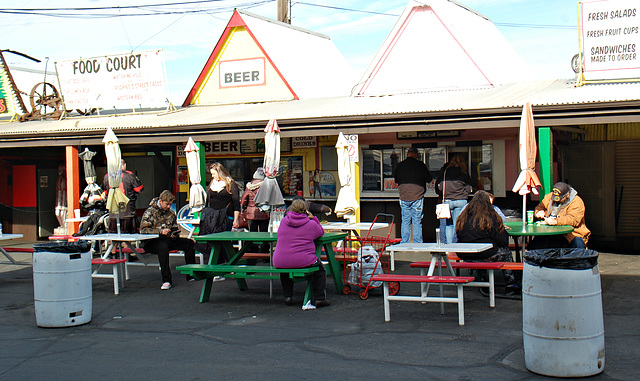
269, 206, 274, 298
522, 194, 527, 231
117, 213, 121, 236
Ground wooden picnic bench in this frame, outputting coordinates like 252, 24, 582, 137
371, 273, 475, 326
91, 258, 127, 295
177, 264, 320, 306
411, 261, 504, 307
1, 247, 34, 253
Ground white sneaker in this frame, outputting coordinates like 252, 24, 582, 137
213, 276, 225, 282
161, 282, 172, 290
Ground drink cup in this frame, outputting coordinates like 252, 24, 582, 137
527, 210, 534, 224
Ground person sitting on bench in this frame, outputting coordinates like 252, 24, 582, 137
140, 190, 197, 290
273, 199, 330, 308
455, 190, 517, 293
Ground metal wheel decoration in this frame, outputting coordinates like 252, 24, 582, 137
20, 82, 63, 121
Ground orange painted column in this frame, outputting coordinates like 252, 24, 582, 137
65, 146, 80, 235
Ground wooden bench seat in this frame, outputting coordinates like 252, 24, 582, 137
447, 253, 524, 269
371, 273, 474, 326
176, 264, 320, 306
118, 247, 204, 265
411, 261, 504, 307
1, 247, 34, 253
500, 262, 524, 271
91, 258, 127, 295
241, 252, 357, 263
48, 235, 78, 242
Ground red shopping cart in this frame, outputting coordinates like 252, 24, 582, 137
342, 213, 401, 299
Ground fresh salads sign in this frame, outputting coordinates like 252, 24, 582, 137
56, 49, 168, 109
580, 0, 640, 81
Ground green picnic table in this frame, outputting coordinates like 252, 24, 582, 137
182, 231, 348, 303
505, 221, 574, 262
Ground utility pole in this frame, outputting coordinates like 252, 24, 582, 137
278, 0, 291, 24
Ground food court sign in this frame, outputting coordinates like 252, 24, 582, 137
579, 0, 640, 81
56, 49, 168, 109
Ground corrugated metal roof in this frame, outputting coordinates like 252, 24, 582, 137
1, 78, 640, 147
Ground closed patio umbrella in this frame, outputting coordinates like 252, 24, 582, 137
253, 117, 285, 297
103, 127, 129, 235
512, 102, 542, 230
334, 132, 358, 219
184, 137, 207, 213
254, 117, 285, 223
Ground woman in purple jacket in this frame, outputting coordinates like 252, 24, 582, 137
273, 199, 330, 308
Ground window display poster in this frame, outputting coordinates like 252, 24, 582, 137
177, 166, 188, 185
304, 170, 337, 198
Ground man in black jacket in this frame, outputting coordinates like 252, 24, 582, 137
394, 148, 432, 243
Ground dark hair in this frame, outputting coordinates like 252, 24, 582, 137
447, 154, 468, 174
455, 190, 504, 233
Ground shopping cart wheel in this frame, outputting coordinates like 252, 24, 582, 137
342, 285, 352, 295
388, 282, 400, 296
359, 289, 369, 300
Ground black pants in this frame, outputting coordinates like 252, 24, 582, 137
144, 236, 196, 284
279, 259, 327, 301
248, 219, 270, 253
460, 247, 515, 285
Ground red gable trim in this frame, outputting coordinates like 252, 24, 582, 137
357, 6, 491, 96
182, 9, 297, 107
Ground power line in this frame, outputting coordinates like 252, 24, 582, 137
292, 2, 577, 31
0, 0, 274, 18
292, 1, 398, 17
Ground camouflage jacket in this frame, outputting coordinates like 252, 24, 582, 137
139, 197, 178, 236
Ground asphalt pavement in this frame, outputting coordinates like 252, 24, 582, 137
1, 242, 639, 380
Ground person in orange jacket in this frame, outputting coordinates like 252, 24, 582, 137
531, 182, 590, 249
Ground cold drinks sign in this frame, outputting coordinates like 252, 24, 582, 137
56, 49, 168, 109
580, 0, 640, 81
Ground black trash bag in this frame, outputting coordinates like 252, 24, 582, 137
33, 241, 92, 253
524, 248, 599, 270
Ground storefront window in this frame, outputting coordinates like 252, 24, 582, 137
277, 157, 304, 197
362, 149, 382, 191
204, 156, 304, 196
469, 144, 493, 193
362, 144, 493, 196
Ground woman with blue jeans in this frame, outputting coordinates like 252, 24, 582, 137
435, 155, 473, 244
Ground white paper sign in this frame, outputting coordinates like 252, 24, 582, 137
56, 49, 168, 109
345, 134, 359, 162
580, 0, 640, 80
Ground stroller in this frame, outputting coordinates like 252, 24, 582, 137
342, 213, 400, 299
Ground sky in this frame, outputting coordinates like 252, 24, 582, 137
1, 0, 581, 107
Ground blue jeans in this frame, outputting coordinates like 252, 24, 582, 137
400, 198, 424, 243
443, 199, 468, 244
570, 237, 586, 248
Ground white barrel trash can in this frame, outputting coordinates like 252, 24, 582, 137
33, 242, 92, 327
523, 248, 604, 377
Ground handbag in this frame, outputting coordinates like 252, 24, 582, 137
436, 169, 451, 219
436, 202, 451, 219
237, 208, 249, 229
